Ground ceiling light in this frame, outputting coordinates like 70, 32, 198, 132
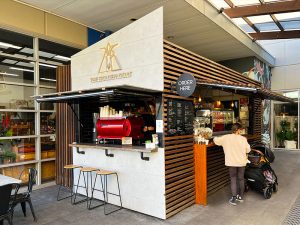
0, 72, 19, 77
40, 63, 57, 68
0, 41, 22, 49
10, 67, 34, 73
54, 55, 71, 61
40, 78, 56, 82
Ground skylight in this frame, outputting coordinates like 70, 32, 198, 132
248, 15, 273, 24
230, 0, 260, 6
209, 0, 230, 9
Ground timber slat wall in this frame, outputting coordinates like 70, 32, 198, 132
56, 65, 75, 186
163, 40, 262, 218
207, 146, 229, 195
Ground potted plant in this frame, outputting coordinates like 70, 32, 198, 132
2, 149, 16, 164
284, 130, 297, 149
276, 120, 290, 147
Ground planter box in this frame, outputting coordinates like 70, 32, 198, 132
284, 140, 297, 149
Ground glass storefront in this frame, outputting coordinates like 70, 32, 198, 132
272, 90, 299, 150
0, 27, 79, 185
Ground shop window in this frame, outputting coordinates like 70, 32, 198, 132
0, 84, 34, 109
41, 136, 56, 159
41, 161, 55, 183
0, 163, 36, 184
0, 138, 36, 165
40, 112, 56, 135
40, 87, 56, 111
273, 91, 299, 149
0, 111, 35, 137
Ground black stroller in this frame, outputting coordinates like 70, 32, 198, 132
245, 144, 278, 199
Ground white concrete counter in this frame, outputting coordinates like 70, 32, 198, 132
71, 143, 166, 219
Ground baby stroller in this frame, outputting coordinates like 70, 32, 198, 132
245, 145, 278, 199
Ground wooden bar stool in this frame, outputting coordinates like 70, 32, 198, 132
57, 164, 82, 203
90, 170, 122, 215
73, 167, 98, 208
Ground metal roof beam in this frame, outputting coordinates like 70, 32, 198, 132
224, 0, 300, 18
250, 30, 300, 40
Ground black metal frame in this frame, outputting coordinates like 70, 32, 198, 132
89, 172, 123, 215
57, 166, 83, 203
73, 170, 94, 208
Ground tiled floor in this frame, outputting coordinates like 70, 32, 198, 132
11, 150, 300, 225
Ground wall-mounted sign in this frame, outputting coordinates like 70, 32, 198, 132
176, 73, 196, 97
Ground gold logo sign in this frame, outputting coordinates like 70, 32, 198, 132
99, 42, 121, 73
90, 42, 132, 83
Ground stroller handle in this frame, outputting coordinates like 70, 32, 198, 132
250, 148, 264, 156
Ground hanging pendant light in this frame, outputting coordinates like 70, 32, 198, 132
198, 96, 202, 102
231, 93, 234, 108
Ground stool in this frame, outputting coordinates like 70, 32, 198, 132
57, 164, 82, 203
90, 170, 122, 215
73, 167, 98, 208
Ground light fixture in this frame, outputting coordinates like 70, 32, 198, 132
198, 83, 257, 93
198, 96, 202, 102
54, 55, 71, 61
231, 93, 234, 108
9, 67, 34, 73
30, 62, 57, 68
0, 72, 19, 77
40, 78, 56, 82
0, 41, 22, 49
216, 100, 221, 107
39, 63, 57, 68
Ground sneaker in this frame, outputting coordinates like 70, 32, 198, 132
229, 196, 237, 206
236, 195, 244, 203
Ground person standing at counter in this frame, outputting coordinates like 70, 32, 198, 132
213, 123, 251, 206
137, 103, 156, 142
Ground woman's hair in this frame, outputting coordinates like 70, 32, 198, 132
232, 123, 243, 133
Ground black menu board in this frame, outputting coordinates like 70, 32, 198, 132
167, 99, 194, 136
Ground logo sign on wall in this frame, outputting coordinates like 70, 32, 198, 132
176, 73, 196, 97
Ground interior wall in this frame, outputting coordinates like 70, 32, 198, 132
0, 0, 87, 49
259, 39, 300, 91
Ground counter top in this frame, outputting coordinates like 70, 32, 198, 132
69, 143, 158, 153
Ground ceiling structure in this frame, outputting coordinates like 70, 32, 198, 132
210, 0, 300, 40
16, 0, 275, 65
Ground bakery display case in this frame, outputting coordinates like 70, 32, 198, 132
211, 110, 234, 133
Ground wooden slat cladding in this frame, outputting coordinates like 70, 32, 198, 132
207, 146, 230, 195
163, 40, 263, 218
55, 65, 75, 186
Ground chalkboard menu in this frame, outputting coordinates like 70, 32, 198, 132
167, 99, 194, 136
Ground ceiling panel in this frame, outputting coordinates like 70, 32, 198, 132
18, 0, 273, 63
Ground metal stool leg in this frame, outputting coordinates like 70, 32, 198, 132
73, 170, 85, 205
104, 173, 123, 215
57, 168, 73, 201
88, 174, 105, 210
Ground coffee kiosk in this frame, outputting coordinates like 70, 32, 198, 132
34, 8, 293, 219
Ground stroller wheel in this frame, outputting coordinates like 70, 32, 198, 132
273, 183, 278, 193
263, 187, 273, 199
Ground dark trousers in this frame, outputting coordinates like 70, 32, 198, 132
228, 166, 245, 198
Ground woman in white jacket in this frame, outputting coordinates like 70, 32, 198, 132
213, 123, 251, 206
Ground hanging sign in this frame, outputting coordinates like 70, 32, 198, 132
176, 73, 196, 97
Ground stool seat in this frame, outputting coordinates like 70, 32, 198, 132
64, 164, 82, 169
80, 167, 98, 172
96, 170, 116, 175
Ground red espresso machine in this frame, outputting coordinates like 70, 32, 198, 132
96, 116, 144, 142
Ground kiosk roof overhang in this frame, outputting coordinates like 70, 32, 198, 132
33, 88, 156, 103
18, 0, 275, 65
197, 80, 294, 103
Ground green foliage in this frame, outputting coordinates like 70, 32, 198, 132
276, 120, 297, 145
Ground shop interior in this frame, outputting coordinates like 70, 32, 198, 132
193, 86, 252, 142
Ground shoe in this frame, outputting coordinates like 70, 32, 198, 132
229, 196, 237, 206
236, 195, 244, 203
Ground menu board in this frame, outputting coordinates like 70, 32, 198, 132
167, 99, 194, 136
